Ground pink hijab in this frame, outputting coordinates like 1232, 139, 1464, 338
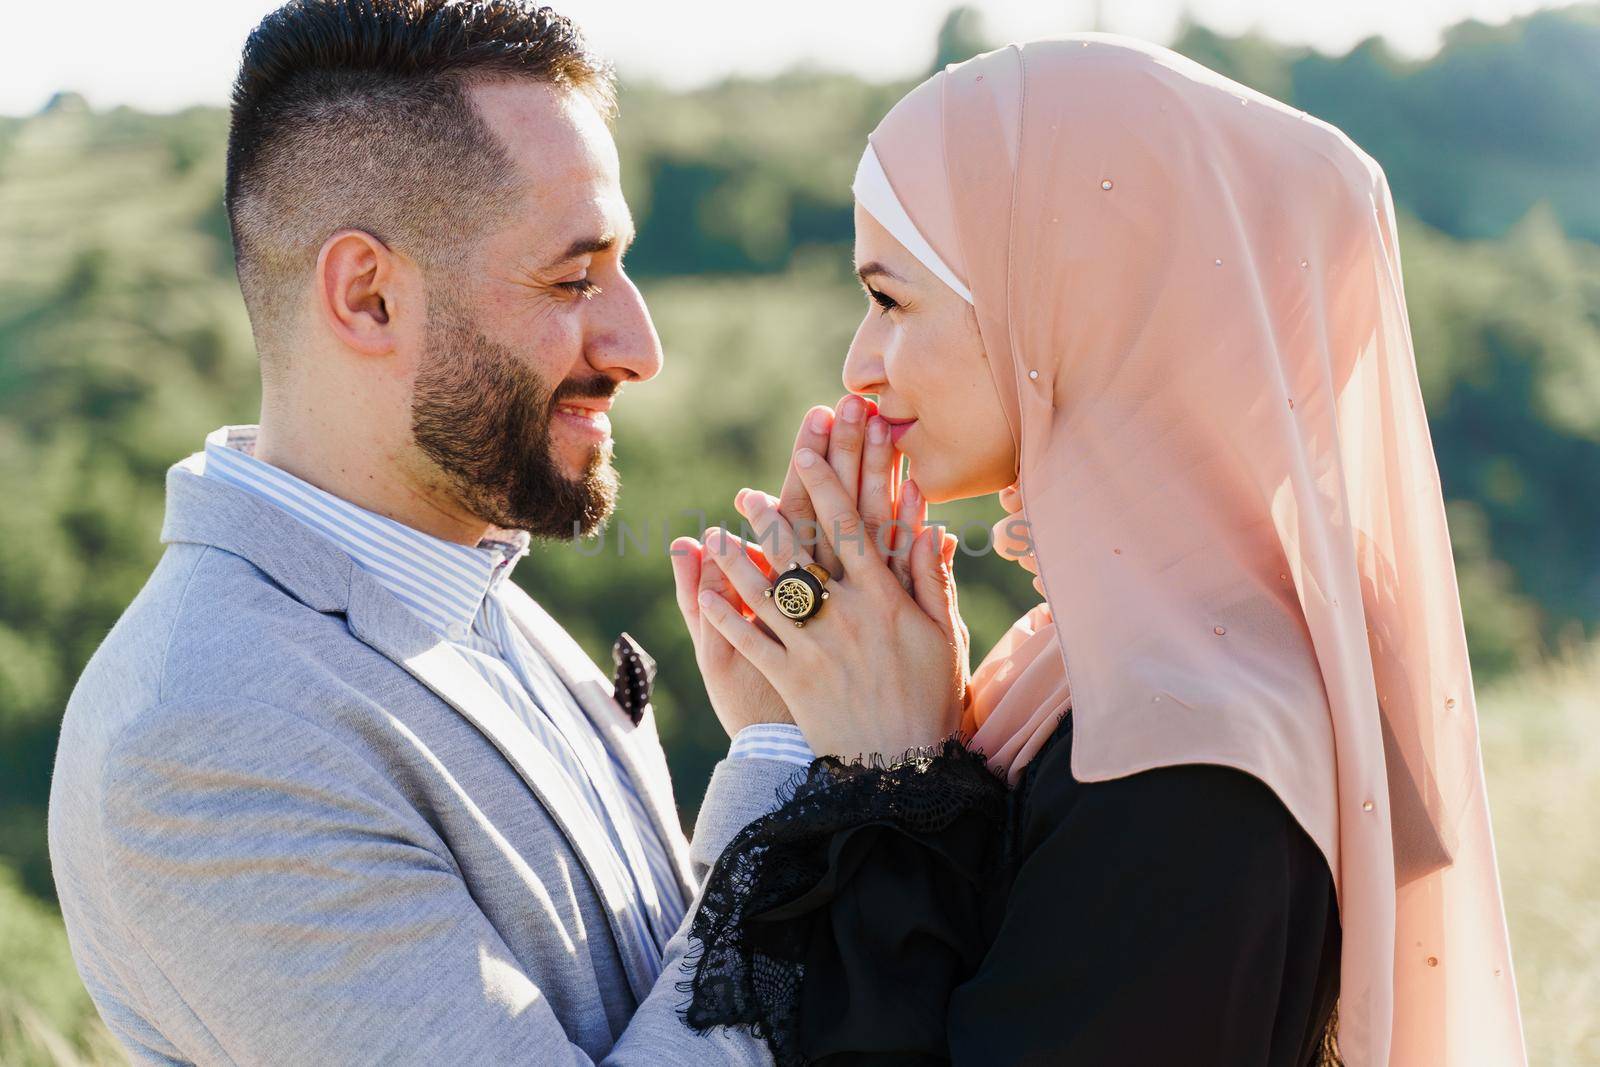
858, 35, 1525, 1066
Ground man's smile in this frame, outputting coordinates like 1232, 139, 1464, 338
553, 396, 613, 439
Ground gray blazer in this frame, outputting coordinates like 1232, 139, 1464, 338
47, 455, 793, 1065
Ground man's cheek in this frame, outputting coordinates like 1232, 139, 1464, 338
516, 300, 584, 356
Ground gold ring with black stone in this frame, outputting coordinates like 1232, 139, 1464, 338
764, 561, 831, 627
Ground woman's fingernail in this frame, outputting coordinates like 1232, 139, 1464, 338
809, 408, 832, 433
698, 590, 717, 608
796, 448, 818, 468
867, 417, 887, 442
904, 479, 919, 503
840, 397, 864, 422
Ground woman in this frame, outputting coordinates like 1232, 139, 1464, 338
668, 34, 1524, 1066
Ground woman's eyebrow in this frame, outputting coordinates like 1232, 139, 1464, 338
856, 261, 906, 285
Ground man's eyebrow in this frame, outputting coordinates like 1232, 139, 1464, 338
547, 227, 636, 267
856, 261, 905, 285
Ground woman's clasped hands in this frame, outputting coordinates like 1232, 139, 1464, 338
670, 396, 970, 760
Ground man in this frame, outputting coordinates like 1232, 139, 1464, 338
46, 2, 813, 1062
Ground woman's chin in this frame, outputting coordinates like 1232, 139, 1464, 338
907, 457, 1009, 506
905, 459, 955, 504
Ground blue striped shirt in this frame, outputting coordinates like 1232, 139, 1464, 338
199, 424, 810, 983
727, 722, 815, 763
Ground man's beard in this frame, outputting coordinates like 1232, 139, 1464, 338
410, 291, 619, 540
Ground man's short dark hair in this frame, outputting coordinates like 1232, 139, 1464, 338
225, 0, 616, 365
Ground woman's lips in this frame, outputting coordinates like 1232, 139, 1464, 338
884, 418, 917, 446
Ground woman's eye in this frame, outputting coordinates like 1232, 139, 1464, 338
867, 287, 899, 313
558, 277, 602, 299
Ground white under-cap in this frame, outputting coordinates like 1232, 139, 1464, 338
851, 143, 974, 305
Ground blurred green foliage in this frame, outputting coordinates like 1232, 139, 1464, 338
1, 6, 1598, 1064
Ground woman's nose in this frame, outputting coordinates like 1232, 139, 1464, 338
842, 320, 886, 394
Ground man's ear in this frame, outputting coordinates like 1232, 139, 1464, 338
316, 228, 408, 357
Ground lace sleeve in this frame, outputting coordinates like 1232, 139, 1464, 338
680, 737, 1010, 1067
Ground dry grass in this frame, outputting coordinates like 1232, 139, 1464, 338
1479, 633, 1600, 1065
0, 995, 122, 1067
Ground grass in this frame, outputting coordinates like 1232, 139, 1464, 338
1479, 632, 1600, 1064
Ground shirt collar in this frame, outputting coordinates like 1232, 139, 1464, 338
200, 424, 529, 638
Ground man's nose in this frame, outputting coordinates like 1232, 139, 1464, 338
588, 273, 664, 384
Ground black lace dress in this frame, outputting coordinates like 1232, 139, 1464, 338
682, 713, 1342, 1066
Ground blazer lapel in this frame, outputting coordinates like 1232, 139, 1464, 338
497, 583, 696, 898
344, 575, 662, 1003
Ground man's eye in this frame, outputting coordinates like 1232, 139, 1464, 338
558, 278, 603, 299
867, 287, 899, 313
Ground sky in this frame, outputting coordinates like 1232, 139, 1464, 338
0, 0, 1564, 116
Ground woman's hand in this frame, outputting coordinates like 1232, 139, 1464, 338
746, 398, 970, 714
668, 399, 852, 738
698, 439, 967, 760
740, 393, 923, 587
670, 534, 794, 739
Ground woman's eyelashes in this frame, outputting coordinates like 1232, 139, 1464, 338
866, 286, 900, 314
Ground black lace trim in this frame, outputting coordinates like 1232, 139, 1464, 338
679, 736, 1009, 1067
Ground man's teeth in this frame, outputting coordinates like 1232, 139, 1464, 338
556, 405, 605, 421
